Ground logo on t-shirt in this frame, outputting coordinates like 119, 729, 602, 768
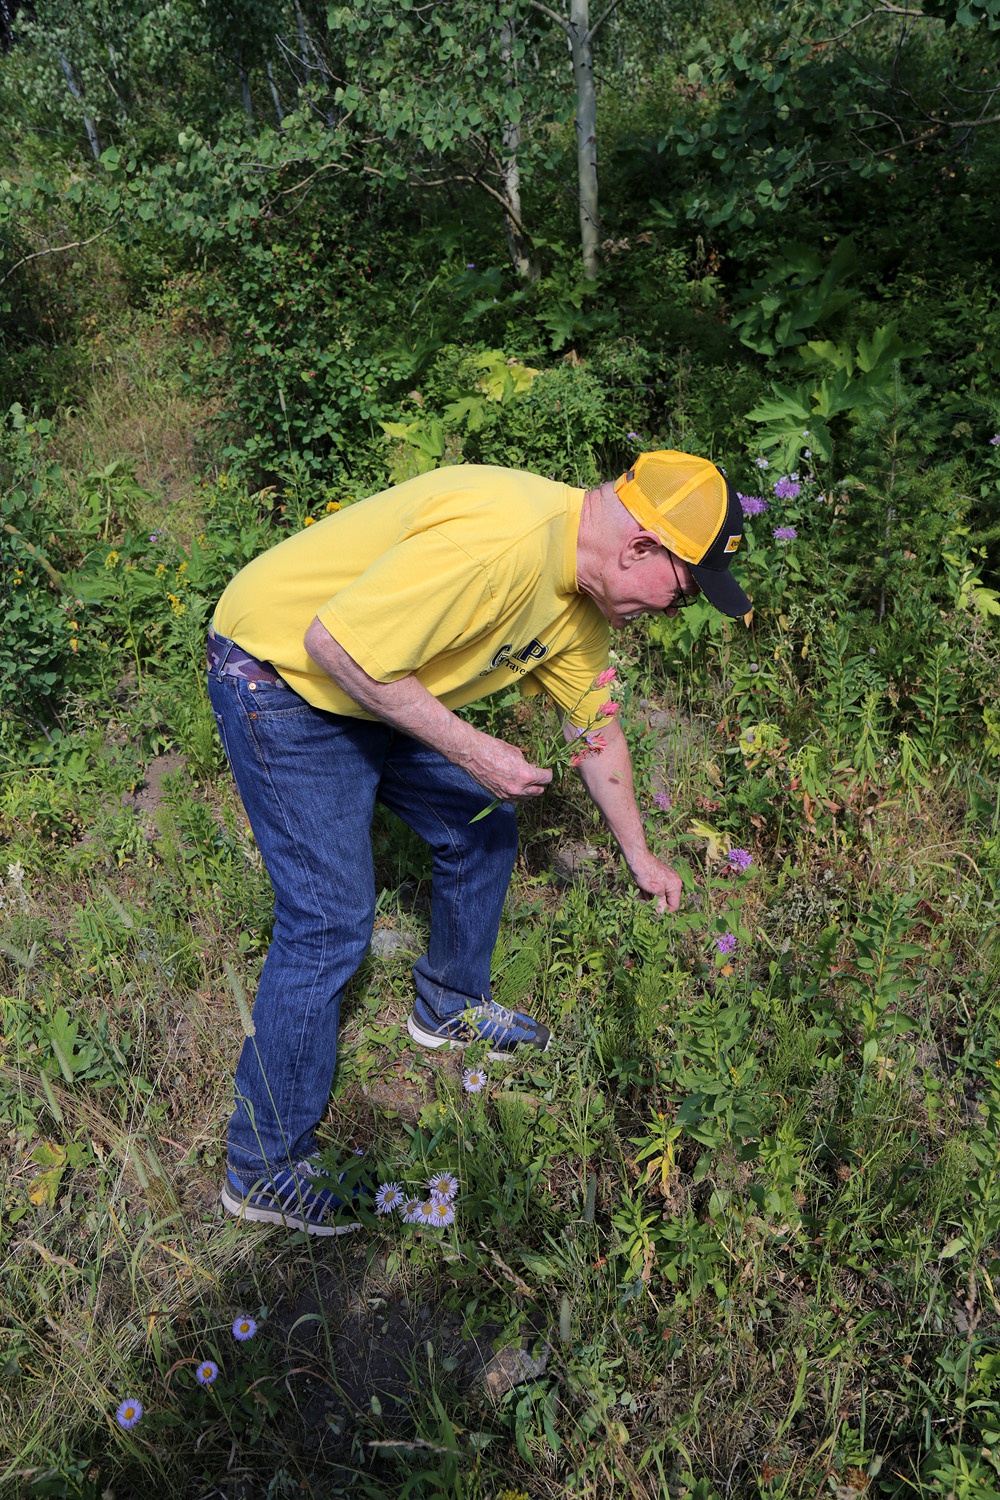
480, 639, 548, 677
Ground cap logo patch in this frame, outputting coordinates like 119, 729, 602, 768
724, 534, 742, 553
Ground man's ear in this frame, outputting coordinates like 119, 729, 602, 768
623, 531, 664, 565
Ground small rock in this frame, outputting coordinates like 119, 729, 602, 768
369, 926, 418, 959
550, 841, 600, 883
477, 1343, 550, 1400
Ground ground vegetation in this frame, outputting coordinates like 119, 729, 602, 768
1, 2, 1000, 1496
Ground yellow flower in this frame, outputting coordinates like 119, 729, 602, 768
302, 516, 316, 526
167, 593, 186, 616
104, 551, 119, 569
325, 501, 341, 513
175, 561, 188, 578
155, 564, 166, 577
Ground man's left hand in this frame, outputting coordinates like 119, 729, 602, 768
628, 851, 683, 914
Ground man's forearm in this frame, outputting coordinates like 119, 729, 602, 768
574, 719, 682, 910
305, 617, 475, 759
574, 720, 652, 872
303, 617, 551, 803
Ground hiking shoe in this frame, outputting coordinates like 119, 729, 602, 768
407, 998, 551, 1059
221, 1157, 365, 1236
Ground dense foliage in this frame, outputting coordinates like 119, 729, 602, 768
1, 3, 1000, 1497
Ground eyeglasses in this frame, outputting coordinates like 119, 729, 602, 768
667, 552, 700, 610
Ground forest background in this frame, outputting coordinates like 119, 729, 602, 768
1, 1, 1000, 1497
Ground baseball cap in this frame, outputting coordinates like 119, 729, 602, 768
613, 450, 751, 618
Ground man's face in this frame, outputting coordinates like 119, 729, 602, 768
594, 540, 700, 629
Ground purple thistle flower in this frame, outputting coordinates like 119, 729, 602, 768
716, 933, 737, 955
773, 526, 798, 541
652, 790, 672, 811
727, 848, 753, 872
738, 494, 768, 516
116, 1398, 143, 1430
773, 477, 801, 501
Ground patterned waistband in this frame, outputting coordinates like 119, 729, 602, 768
206, 627, 285, 687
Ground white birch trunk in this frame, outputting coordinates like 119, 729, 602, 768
567, 0, 600, 280
60, 53, 101, 160
500, 16, 537, 280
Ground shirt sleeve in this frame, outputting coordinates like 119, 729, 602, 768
521, 608, 613, 729
316, 531, 494, 681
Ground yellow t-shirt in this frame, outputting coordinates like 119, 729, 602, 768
213, 465, 612, 729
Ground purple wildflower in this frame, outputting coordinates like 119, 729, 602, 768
627, 430, 640, 440
652, 791, 672, 811
116, 1398, 143, 1430
755, 457, 769, 469
773, 526, 798, 541
773, 477, 801, 501
195, 1361, 219, 1386
990, 435, 1000, 446
716, 933, 737, 955
466, 262, 475, 269
738, 494, 768, 516
727, 848, 753, 872
232, 1316, 257, 1342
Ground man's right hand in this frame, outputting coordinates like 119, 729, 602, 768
459, 731, 552, 803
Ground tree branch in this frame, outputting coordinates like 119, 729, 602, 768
0, 227, 112, 287
3, 524, 64, 591
586, 0, 624, 45
413, 170, 529, 234
527, 0, 570, 34
811, 2, 938, 46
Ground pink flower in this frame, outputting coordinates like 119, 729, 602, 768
652, 791, 671, 811
586, 733, 608, 752
598, 700, 620, 718
570, 751, 587, 767
594, 667, 617, 689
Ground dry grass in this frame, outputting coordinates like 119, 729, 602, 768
50, 319, 225, 541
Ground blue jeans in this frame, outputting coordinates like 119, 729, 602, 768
207, 643, 518, 1180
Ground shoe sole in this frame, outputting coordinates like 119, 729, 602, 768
407, 1011, 551, 1062
220, 1183, 362, 1236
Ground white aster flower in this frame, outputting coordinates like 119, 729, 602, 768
462, 1067, 487, 1094
401, 1198, 423, 1224
428, 1171, 459, 1201
374, 1181, 405, 1215
429, 1199, 456, 1227
416, 1199, 438, 1225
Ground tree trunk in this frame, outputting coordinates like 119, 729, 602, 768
567, 0, 600, 280
266, 62, 284, 126
235, 48, 254, 120
59, 53, 101, 160
499, 16, 538, 280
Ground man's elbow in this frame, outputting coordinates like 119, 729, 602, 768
304, 616, 331, 662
